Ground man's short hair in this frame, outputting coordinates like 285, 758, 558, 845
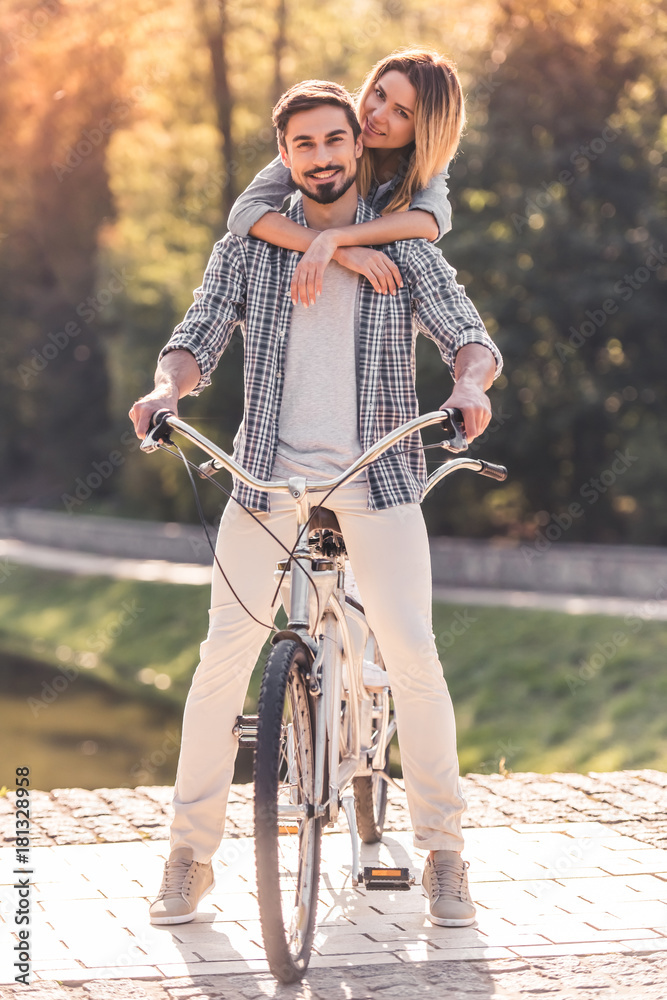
272, 80, 361, 148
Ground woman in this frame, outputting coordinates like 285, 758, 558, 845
227, 48, 465, 306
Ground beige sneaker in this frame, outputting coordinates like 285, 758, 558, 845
422, 850, 476, 926
149, 847, 214, 925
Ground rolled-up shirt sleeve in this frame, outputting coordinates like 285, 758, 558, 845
408, 163, 452, 241
227, 155, 298, 237
405, 241, 503, 377
159, 237, 247, 394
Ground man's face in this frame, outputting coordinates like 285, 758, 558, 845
279, 105, 363, 205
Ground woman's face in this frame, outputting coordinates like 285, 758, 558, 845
360, 70, 417, 150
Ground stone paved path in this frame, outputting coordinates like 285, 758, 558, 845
1, 771, 666, 999
2, 770, 665, 852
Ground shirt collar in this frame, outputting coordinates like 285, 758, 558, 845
286, 192, 378, 229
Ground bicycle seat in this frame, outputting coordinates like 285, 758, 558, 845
309, 507, 342, 536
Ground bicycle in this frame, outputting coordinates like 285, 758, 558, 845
141, 407, 506, 983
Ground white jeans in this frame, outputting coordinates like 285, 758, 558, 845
170, 483, 466, 862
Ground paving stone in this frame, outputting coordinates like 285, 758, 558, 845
0, 951, 660, 1000
527, 954, 615, 985
635, 771, 667, 789
82, 982, 168, 999
2, 772, 667, 998
513, 941, 636, 960
51, 967, 162, 983
619, 937, 667, 952
585, 952, 667, 987
591, 771, 667, 805
161, 979, 238, 999
4, 770, 667, 850
134, 787, 173, 807
0, 986, 81, 1000
419, 958, 499, 988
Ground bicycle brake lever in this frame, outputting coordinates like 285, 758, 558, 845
140, 408, 175, 453
439, 407, 467, 453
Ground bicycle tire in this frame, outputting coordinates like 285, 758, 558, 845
353, 684, 391, 844
254, 639, 322, 983
353, 738, 390, 844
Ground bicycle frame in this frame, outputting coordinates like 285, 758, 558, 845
141, 408, 506, 847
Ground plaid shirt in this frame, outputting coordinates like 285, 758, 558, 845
160, 198, 502, 512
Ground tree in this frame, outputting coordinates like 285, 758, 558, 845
421, 0, 667, 544
0, 0, 129, 506
194, 0, 238, 220
272, 0, 288, 106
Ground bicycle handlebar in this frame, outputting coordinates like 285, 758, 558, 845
141, 407, 507, 493
477, 460, 508, 481
422, 456, 507, 498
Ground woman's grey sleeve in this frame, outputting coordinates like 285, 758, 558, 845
226, 155, 297, 236
408, 163, 453, 240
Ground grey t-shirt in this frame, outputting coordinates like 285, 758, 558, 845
272, 260, 364, 483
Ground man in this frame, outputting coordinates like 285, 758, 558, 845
130, 80, 502, 928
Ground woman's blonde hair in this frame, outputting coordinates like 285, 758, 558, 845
355, 48, 465, 214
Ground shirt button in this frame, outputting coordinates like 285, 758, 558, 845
276, 372, 283, 379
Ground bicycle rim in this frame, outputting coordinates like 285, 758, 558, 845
254, 639, 321, 983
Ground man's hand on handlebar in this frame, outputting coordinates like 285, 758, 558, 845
129, 350, 201, 439
440, 382, 492, 443
129, 391, 178, 440
440, 344, 498, 442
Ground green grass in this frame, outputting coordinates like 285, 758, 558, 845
0, 566, 211, 705
1, 565, 666, 788
432, 603, 667, 775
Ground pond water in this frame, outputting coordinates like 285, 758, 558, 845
0, 654, 254, 790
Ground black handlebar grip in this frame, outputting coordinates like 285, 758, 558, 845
148, 408, 174, 433
441, 407, 464, 432
140, 409, 176, 453
479, 461, 508, 482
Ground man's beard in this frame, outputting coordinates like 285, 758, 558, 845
294, 166, 357, 205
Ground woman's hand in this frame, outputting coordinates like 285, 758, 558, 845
333, 246, 403, 298
291, 231, 404, 306
290, 231, 339, 306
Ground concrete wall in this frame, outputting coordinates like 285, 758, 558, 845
2, 506, 666, 600
0, 507, 213, 565
429, 537, 667, 602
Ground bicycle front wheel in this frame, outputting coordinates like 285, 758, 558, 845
254, 639, 322, 983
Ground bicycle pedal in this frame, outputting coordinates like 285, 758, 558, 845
358, 867, 415, 891
232, 714, 259, 748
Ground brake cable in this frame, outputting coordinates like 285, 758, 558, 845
159, 437, 448, 633
265, 440, 446, 614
